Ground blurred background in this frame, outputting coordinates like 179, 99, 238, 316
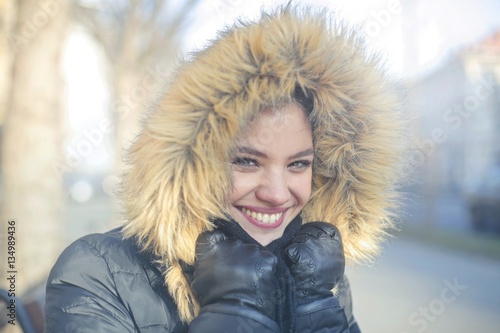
0, 0, 499, 332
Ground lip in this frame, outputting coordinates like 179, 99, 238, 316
237, 206, 288, 229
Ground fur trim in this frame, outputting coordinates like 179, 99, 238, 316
165, 262, 199, 321
120, 5, 407, 322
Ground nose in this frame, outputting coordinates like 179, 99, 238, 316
255, 168, 290, 206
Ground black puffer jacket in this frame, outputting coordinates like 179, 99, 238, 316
44, 227, 360, 332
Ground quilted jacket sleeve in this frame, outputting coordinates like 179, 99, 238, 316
44, 237, 136, 333
45, 231, 184, 333
44, 235, 136, 333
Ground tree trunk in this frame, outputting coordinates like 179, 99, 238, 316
1, 0, 69, 300
0, 0, 16, 124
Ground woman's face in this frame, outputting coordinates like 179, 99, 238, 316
229, 103, 314, 245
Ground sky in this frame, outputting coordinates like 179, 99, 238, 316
182, 0, 500, 78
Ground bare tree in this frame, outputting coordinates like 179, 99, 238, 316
1, 0, 69, 298
75, 0, 202, 171
1, 0, 202, 299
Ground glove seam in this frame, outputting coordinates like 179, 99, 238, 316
296, 297, 342, 316
199, 303, 280, 332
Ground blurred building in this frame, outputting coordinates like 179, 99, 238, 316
461, 31, 500, 185
406, 31, 500, 230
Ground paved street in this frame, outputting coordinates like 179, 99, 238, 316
347, 236, 500, 333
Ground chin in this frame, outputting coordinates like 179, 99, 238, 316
239, 221, 283, 245
229, 206, 290, 243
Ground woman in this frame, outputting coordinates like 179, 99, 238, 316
44, 6, 406, 333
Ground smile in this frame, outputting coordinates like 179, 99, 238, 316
241, 207, 283, 223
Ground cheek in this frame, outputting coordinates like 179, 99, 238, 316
229, 172, 255, 203
293, 171, 313, 205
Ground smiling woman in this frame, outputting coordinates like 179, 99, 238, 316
229, 103, 314, 246
44, 4, 408, 333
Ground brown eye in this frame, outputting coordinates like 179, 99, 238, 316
232, 157, 258, 168
289, 160, 312, 170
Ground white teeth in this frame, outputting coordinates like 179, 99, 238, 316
241, 207, 283, 224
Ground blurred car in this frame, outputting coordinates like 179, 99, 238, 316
467, 167, 500, 234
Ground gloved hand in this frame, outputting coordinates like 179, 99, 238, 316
190, 230, 279, 326
284, 222, 345, 305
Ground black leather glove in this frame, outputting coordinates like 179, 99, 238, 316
284, 222, 350, 332
284, 222, 345, 305
188, 230, 280, 332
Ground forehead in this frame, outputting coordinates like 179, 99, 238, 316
237, 103, 313, 150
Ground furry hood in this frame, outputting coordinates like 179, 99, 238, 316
120, 6, 406, 322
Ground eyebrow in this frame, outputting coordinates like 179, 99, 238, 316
291, 148, 315, 159
235, 146, 314, 159
236, 146, 267, 158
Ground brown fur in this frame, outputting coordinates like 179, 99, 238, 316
119, 5, 408, 322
